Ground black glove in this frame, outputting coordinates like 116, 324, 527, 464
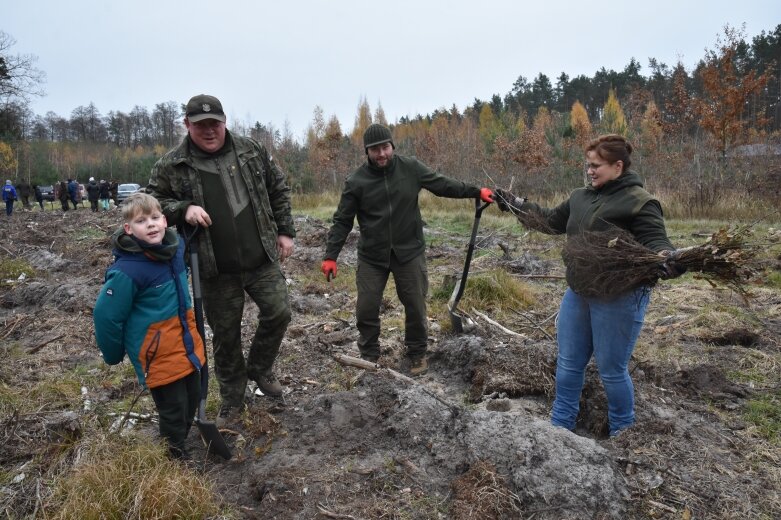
658, 250, 687, 280
494, 188, 526, 213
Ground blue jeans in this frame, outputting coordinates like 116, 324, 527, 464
551, 286, 650, 433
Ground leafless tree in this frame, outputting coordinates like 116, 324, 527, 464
0, 31, 45, 104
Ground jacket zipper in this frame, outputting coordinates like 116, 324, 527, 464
143, 331, 162, 379
215, 157, 242, 201
383, 173, 394, 257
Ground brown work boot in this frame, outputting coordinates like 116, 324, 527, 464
255, 370, 283, 397
409, 356, 428, 377
215, 403, 242, 428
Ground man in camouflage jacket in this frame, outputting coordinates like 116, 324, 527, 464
147, 94, 295, 416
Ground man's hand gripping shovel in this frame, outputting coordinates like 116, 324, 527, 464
448, 198, 491, 333
184, 225, 232, 460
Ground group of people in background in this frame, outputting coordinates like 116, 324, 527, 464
1, 178, 121, 215
85, 177, 115, 212
92, 93, 687, 460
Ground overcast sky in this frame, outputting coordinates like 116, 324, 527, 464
4, 0, 779, 141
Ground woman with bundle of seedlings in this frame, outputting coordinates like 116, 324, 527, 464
494, 134, 685, 437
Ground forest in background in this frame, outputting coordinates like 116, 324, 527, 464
1, 23, 780, 218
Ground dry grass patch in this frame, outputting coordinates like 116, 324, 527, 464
45, 433, 224, 519
450, 460, 521, 519
433, 269, 540, 332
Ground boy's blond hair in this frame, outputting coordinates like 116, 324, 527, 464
121, 192, 163, 222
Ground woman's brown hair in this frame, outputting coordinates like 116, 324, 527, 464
586, 134, 633, 172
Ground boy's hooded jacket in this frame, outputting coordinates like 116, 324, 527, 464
93, 228, 205, 388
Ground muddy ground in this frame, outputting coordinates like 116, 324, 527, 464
1, 207, 780, 519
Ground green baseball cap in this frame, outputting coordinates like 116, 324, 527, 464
186, 94, 226, 123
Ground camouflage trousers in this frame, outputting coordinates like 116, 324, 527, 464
356, 252, 429, 359
201, 261, 291, 407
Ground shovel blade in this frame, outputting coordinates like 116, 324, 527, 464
195, 418, 232, 460
449, 307, 464, 333
448, 308, 476, 334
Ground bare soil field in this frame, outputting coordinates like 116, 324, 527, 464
1, 207, 780, 519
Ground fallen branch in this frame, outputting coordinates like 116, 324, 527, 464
2, 314, 28, 340
116, 387, 147, 432
647, 500, 677, 513
316, 503, 356, 519
471, 309, 526, 338
512, 310, 556, 341
512, 273, 566, 279
27, 334, 64, 354
106, 411, 153, 420
333, 353, 418, 386
333, 353, 381, 372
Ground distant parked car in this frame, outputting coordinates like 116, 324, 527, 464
38, 185, 55, 201
116, 183, 142, 204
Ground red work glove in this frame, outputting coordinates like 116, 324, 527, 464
479, 187, 494, 203
321, 259, 337, 280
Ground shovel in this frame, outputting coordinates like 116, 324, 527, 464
448, 198, 491, 333
185, 227, 232, 460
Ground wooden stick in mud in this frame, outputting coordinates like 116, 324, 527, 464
333, 353, 416, 383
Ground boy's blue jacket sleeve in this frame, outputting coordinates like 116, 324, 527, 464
93, 268, 136, 364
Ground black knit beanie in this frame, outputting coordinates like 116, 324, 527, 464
363, 124, 394, 152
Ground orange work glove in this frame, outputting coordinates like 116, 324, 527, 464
321, 259, 337, 280
479, 187, 494, 203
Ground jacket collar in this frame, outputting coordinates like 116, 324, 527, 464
366, 155, 397, 174
589, 170, 643, 196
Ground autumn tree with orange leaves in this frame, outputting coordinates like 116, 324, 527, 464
697, 25, 773, 157
570, 101, 592, 149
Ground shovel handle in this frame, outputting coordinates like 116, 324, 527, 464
182, 224, 209, 401
451, 198, 490, 309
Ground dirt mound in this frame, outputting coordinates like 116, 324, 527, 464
209, 373, 627, 519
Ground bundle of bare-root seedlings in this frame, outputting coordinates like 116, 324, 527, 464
561, 224, 761, 300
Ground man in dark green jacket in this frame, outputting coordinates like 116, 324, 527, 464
322, 124, 493, 376
147, 94, 295, 417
